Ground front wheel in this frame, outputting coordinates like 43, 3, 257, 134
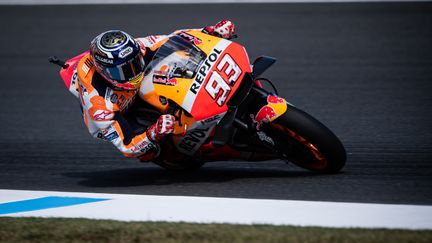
264, 105, 346, 173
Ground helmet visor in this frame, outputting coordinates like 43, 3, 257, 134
103, 53, 145, 83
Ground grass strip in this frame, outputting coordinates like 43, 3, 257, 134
1, 217, 431, 243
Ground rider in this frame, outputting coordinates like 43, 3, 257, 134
76, 20, 235, 161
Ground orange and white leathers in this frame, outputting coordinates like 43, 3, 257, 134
76, 54, 155, 158
75, 24, 235, 159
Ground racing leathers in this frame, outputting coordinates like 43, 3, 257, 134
75, 20, 235, 160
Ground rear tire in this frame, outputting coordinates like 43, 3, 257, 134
265, 105, 346, 173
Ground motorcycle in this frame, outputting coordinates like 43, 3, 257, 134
50, 30, 346, 173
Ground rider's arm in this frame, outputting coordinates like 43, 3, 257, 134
76, 55, 174, 159
135, 19, 236, 51
85, 105, 174, 159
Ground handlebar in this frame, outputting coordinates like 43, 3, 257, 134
48, 56, 69, 69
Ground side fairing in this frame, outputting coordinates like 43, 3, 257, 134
182, 38, 251, 120
59, 51, 89, 98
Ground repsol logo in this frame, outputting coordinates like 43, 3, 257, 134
189, 47, 223, 95
179, 127, 211, 152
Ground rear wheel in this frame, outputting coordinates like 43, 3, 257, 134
264, 105, 346, 173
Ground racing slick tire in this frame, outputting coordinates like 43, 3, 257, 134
265, 104, 346, 174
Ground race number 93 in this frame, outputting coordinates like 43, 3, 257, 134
205, 54, 242, 106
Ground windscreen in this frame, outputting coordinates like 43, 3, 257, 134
144, 35, 206, 79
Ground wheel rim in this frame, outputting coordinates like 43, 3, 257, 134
269, 124, 328, 170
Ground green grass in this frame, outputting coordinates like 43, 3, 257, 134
0, 217, 431, 243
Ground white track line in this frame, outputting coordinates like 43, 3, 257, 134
0, 0, 430, 5
1, 189, 432, 229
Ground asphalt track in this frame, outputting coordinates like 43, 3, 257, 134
0, 2, 431, 206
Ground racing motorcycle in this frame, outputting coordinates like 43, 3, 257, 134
50, 30, 346, 173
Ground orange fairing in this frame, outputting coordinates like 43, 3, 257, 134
188, 41, 252, 120
140, 90, 168, 113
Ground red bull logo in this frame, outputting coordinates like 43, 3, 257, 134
267, 95, 285, 104
153, 75, 177, 86
252, 105, 277, 129
251, 95, 287, 129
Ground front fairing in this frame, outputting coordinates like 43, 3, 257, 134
142, 31, 251, 121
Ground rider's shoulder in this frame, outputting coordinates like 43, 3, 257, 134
77, 53, 96, 86
76, 53, 109, 97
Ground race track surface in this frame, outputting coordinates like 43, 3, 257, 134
0, 2, 431, 205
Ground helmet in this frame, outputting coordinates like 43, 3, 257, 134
90, 30, 145, 90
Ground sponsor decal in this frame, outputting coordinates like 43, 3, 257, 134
118, 93, 135, 110
178, 127, 212, 154
69, 71, 80, 96
110, 93, 118, 103
182, 39, 230, 113
152, 75, 177, 86
97, 127, 115, 141
131, 140, 155, 153
119, 46, 133, 58
179, 32, 203, 45
71, 72, 78, 86
267, 95, 285, 104
97, 131, 106, 139
204, 53, 242, 106
257, 131, 275, 146
251, 105, 277, 130
166, 78, 178, 86
93, 110, 114, 121
94, 55, 114, 64
105, 131, 119, 141
189, 47, 223, 95
199, 114, 222, 126
152, 75, 167, 84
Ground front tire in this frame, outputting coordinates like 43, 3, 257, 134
264, 105, 346, 173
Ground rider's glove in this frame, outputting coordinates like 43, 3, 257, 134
146, 114, 175, 143
203, 19, 235, 39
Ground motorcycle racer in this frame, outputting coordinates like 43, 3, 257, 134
75, 20, 235, 161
